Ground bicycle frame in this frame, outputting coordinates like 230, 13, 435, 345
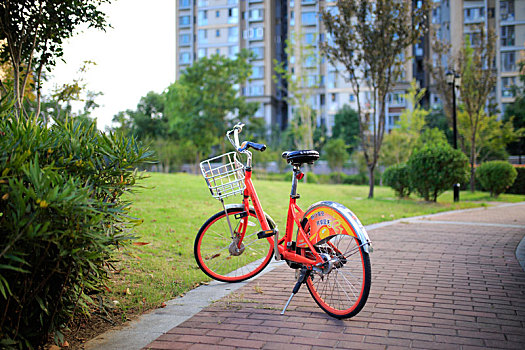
239, 166, 325, 267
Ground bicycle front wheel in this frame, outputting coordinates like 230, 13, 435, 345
306, 234, 371, 319
194, 208, 274, 283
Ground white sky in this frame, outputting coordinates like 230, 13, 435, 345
43, 0, 176, 130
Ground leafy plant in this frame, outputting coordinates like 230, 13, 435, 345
383, 164, 411, 198
0, 116, 154, 348
407, 144, 469, 202
476, 161, 518, 197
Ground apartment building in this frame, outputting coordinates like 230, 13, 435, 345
175, 0, 417, 134
175, 1, 523, 134
175, 0, 288, 129
426, 0, 525, 114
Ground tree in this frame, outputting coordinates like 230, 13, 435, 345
0, 0, 111, 119
114, 91, 168, 140
457, 109, 522, 165
458, 28, 497, 191
321, 0, 430, 198
380, 82, 430, 167
164, 50, 258, 167
332, 104, 360, 155
324, 138, 348, 174
274, 29, 319, 181
504, 59, 525, 162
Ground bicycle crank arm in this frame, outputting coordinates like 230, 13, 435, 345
281, 267, 309, 315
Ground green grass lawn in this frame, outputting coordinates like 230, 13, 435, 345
106, 172, 524, 317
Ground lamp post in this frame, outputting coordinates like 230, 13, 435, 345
446, 70, 461, 202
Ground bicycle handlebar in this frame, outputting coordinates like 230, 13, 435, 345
227, 123, 266, 154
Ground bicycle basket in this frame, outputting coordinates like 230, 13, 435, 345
200, 152, 245, 200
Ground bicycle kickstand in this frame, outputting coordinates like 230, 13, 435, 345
281, 267, 309, 315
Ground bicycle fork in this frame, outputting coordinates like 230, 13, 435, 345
281, 266, 310, 315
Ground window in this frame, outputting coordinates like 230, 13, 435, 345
249, 9, 263, 21
216, 29, 220, 37
502, 77, 516, 98
198, 29, 207, 43
246, 85, 264, 96
501, 51, 516, 72
228, 45, 239, 58
464, 7, 484, 22
216, 10, 220, 17
388, 92, 406, 106
500, 0, 514, 21
198, 0, 208, 6
228, 0, 238, 4
179, 33, 191, 45
301, 12, 316, 25
305, 56, 316, 67
327, 72, 337, 89
251, 66, 264, 79
180, 52, 191, 64
249, 46, 264, 59
304, 33, 315, 46
228, 7, 239, 24
290, 11, 295, 25
216, 48, 220, 55
198, 48, 206, 58
198, 10, 208, 25
179, 15, 190, 27
179, 0, 191, 8
302, 0, 316, 4
432, 6, 441, 24
228, 26, 238, 42
501, 26, 515, 47
244, 27, 264, 40
349, 94, 355, 102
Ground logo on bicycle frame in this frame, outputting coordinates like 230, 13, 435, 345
297, 207, 357, 248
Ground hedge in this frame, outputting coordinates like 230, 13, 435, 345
0, 116, 154, 348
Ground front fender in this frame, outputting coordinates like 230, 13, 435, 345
300, 201, 371, 253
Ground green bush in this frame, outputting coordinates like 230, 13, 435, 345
407, 144, 469, 202
343, 173, 368, 185
328, 172, 346, 184
476, 161, 518, 197
383, 164, 411, 198
0, 116, 154, 348
506, 166, 525, 194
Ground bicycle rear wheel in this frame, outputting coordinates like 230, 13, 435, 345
306, 234, 371, 319
194, 207, 274, 283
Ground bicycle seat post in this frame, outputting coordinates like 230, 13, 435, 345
290, 165, 302, 199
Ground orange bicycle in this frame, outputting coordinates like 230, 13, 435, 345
194, 123, 372, 319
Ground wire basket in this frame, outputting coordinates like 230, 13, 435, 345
200, 152, 246, 200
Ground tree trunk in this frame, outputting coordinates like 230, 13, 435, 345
367, 165, 375, 199
470, 133, 476, 192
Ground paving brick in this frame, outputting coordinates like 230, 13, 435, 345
142, 204, 525, 350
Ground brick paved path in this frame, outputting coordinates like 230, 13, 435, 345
145, 204, 525, 349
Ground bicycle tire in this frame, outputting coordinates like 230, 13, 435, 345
194, 207, 274, 283
304, 233, 371, 319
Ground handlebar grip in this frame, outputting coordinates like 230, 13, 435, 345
239, 141, 266, 152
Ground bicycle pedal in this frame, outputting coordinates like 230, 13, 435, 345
257, 229, 277, 239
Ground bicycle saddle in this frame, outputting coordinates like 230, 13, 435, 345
282, 150, 320, 165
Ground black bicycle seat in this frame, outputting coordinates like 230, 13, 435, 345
281, 150, 320, 165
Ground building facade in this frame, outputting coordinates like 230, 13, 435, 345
175, 0, 524, 134
426, 0, 525, 114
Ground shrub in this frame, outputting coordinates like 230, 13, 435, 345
383, 163, 411, 197
0, 117, 154, 348
506, 166, 525, 195
329, 172, 346, 184
343, 173, 368, 185
407, 144, 469, 202
476, 161, 518, 197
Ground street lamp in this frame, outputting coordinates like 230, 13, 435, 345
446, 70, 461, 202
